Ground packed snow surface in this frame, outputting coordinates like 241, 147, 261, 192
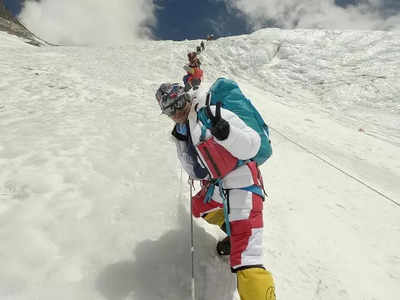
0, 28, 399, 300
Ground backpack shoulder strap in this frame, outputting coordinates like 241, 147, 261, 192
197, 93, 222, 142
197, 92, 213, 128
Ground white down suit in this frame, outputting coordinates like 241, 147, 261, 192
173, 92, 267, 270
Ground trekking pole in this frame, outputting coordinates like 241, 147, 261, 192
188, 177, 196, 300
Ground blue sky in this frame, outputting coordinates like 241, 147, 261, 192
4, 0, 400, 42
4, 0, 19, 14
4, 0, 23, 16
152, 0, 251, 40
5, 0, 252, 40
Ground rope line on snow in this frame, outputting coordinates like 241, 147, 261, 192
270, 127, 400, 208
189, 178, 196, 300
179, 167, 196, 300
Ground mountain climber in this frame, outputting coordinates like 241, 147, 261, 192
182, 65, 203, 91
183, 52, 203, 91
187, 51, 201, 67
155, 80, 276, 300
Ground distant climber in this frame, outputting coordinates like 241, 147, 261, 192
182, 64, 203, 91
187, 51, 201, 67
183, 52, 203, 91
200, 41, 205, 51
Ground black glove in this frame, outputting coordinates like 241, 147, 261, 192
207, 102, 230, 140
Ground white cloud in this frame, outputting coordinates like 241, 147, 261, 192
18, 0, 156, 45
225, 0, 400, 31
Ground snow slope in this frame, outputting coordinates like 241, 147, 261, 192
0, 28, 399, 300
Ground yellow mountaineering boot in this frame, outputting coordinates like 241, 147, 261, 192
203, 208, 225, 227
237, 267, 276, 300
203, 209, 232, 255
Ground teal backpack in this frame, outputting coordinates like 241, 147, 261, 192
197, 78, 272, 166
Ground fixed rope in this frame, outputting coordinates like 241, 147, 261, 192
178, 168, 196, 299
270, 127, 400, 208
188, 177, 196, 300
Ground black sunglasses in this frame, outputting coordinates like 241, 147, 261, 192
162, 94, 188, 116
